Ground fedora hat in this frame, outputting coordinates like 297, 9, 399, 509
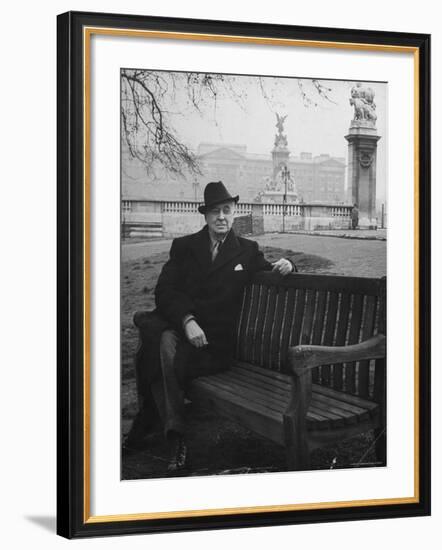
198, 181, 239, 214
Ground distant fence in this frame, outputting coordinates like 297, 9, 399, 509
121, 199, 353, 238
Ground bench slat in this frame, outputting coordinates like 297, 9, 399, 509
313, 384, 378, 414
312, 391, 369, 419
311, 290, 327, 383
290, 288, 306, 348
300, 289, 316, 345
193, 378, 283, 420
321, 291, 339, 386
261, 285, 278, 369
190, 379, 285, 444
212, 373, 288, 413
244, 284, 262, 362
307, 407, 333, 429
270, 287, 289, 370
227, 369, 290, 400
311, 395, 365, 425
345, 294, 364, 393
278, 287, 297, 372
223, 370, 371, 424
235, 286, 250, 359
306, 409, 331, 428
332, 292, 351, 390
358, 295, 377, 398
308, 405, 346, 428
251, 284, 270, 365
232, 365, 379, 417
234, 360, 292, 385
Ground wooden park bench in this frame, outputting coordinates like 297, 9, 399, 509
134, 271, 386, 470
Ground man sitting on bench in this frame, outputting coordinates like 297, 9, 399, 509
124, 181, 295, 472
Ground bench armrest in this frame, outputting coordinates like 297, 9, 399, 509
284, 334, 386, 434
287, 334, 386, 377
133, 309, 157, 329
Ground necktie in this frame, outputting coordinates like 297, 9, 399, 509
212, 240, 221, 262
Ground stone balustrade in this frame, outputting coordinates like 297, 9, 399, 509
121, 199, 353, 238
163, 201, 200, 213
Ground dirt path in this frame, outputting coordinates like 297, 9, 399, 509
122, 232, 386, 277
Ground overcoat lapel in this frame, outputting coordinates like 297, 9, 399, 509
189, 226, 212, 273
209, 229, 242, 273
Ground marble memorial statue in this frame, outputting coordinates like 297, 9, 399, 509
349, 82, 377, 124
274, 112, 289, 148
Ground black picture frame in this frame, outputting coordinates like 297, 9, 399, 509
57, 10, 431, 538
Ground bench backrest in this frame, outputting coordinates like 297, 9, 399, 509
235, 271, 386, 399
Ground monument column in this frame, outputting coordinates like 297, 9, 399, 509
344, 83, 381, 229
257, 113, 298, 205
272, 113, 290, 180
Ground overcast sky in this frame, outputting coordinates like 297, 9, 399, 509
142, 71, 387, 204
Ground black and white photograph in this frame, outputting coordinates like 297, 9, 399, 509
120, 69, 388, 481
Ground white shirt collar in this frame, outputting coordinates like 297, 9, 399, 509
208, 229, 230, 248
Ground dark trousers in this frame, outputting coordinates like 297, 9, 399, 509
151, 330, 229, 438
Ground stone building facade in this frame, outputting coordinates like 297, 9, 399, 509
122, 142, 346, 204
197, 143, 346, 203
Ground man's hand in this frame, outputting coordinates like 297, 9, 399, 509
184, 319, 208, 348
272, 258, 293, 276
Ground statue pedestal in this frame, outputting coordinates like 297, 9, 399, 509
345, 122, 381, 229
272, 145, 290, 180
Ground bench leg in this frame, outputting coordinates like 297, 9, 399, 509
374, 426, 386, 466
283, 413, 310, 471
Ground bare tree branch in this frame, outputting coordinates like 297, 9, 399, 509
121, 69, 339, 179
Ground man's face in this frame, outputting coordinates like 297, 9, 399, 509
205, 200, 235, 237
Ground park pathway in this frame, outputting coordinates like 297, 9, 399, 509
122, 232, 386, 278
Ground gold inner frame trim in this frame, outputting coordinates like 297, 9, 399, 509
82, 26, 421, 524
86, 26, 419, 53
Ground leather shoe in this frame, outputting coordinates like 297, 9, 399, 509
122, 408, 162, 455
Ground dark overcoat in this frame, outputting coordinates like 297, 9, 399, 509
154, 225, 273, 356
